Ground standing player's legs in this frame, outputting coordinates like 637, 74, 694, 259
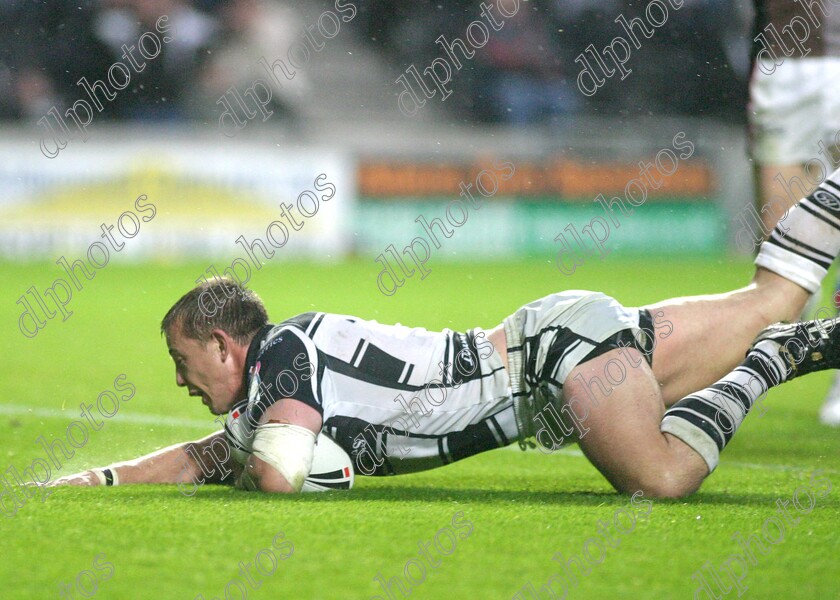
749, 58, 826, 319
753, 164, 811, 243
750, 57, 840, 424
748, 57, 825, 239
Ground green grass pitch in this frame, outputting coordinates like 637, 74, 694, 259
0, 256, 837, 599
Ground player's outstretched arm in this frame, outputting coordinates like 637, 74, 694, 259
49, 431, 239, 487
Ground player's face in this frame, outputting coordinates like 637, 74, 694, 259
166, 327, 244, 415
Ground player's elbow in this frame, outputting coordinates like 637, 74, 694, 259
246, 422, 316, 493
256, 479, 297, 494
243, 455, 302, 494
255, 468, 299, 494
617, 471, 701, 499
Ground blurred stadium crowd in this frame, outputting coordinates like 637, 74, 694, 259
0, 0, 751, 126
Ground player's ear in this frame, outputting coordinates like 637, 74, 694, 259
210, 329, 232, 360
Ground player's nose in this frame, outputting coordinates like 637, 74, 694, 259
176, 371, 186, 387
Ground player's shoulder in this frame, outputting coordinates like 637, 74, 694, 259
268, 311, 378, 345
247, 318, 323, 415
278, 311, 371, 335
277, 312, 323, 335
266, 311, 351, 344
256, 321, 315, 364
255, 310, 414, 366
251, 313, 340, 377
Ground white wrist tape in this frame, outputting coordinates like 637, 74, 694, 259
91, 467, 119, 486
251, 424, 316, 492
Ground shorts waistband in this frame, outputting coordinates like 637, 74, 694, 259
503, 313, 533, 449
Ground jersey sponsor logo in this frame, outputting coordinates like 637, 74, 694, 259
262, 332, 286, 352
814, 189, 840, 212
351, 435, 367, 453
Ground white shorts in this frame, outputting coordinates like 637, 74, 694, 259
503, 291, 651, 439
748, 57, 840, 165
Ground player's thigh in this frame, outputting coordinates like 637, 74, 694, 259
645, 292, 766, 404
564, 348, 707, 497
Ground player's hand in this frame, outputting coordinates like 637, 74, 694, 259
47, 470, 102, 487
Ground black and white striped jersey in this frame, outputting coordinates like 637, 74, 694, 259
224, 312, 518, 476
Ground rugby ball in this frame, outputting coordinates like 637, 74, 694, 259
302, 433, 355, 492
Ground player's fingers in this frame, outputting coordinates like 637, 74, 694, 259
47, 471, 100, 487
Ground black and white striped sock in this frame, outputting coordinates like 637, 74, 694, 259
756, 168, 840, 293
659, 348, 786, 472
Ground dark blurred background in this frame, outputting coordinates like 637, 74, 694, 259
0, 0, 752, 125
